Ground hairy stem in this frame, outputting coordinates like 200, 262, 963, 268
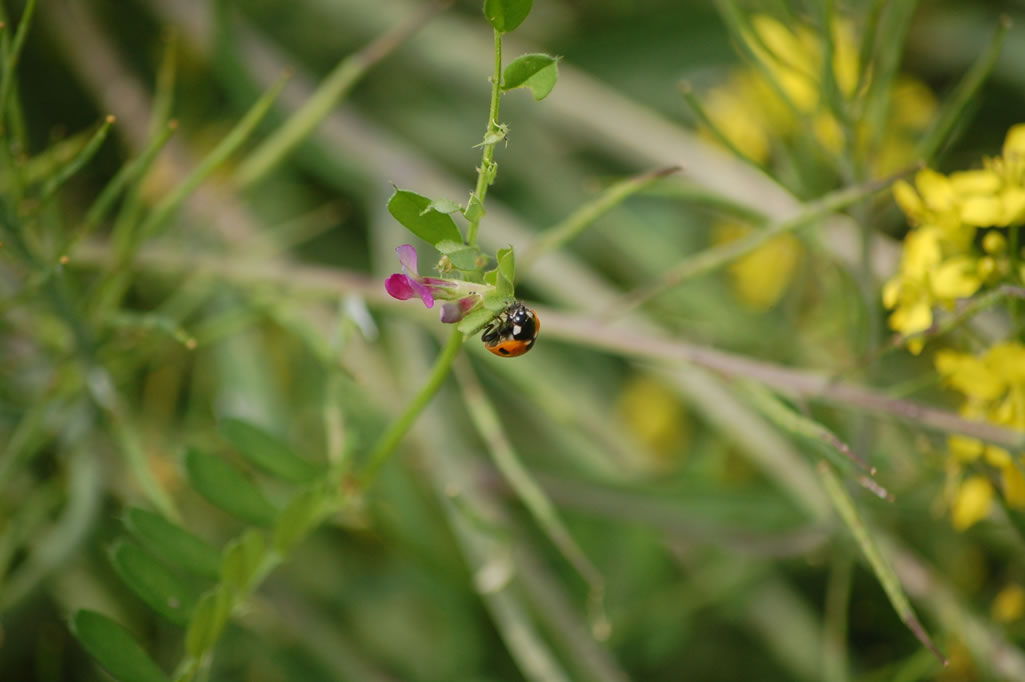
466, 28, 503, 247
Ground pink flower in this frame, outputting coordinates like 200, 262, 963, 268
384, 244, 450, 308
384, 245, 482, 323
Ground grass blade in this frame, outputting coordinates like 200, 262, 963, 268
37, 115, 115, 204
0, 0, 36, 133
914, 16, 1011, 163
520, 165, 679, 272
136, 72, 289, 240
235, 1, 446, 188
818, 461, 946, 665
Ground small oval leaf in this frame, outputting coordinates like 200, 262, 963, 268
110, 542, 198, 625
218, 418, 322, 483
387, 189, 464, 246
70, 610, 169, 682
220, 529, 266, 590
483, 0, 532, 33
185, 449, 277, 526
502, 53, 559, 101
185, 586, 233, 658
123, 508, 221, 579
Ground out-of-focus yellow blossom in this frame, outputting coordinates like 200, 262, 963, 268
701, 15, 934, 172
936, 343, 1025, 529
884, 124, 1025, 352
712, 221, 801, 310
951, 476, 993, 530
617, 374, 689, 466
992, 584, 1025, 623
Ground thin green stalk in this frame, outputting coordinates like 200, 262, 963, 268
609, 170, 905, 317
465, 28, 504, 247
358, 328, 463, 485
454, 355, 605, 594
235, 1, 445, 188
915, 15, 1010, 163
0, 0, 36, 136
521, 165, 679, 272
135, 72, 289, 240
823, 553, 852, 682
678, 81, 768, 173
37, 115, 115, 205
818, 461, 946, 665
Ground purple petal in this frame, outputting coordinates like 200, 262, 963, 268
396, 244, 419, 274
440, 295, 479, 323
385, 273, 416, 300
409, 278, 435, 308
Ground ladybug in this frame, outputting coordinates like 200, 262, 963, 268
481, 302, 540, 357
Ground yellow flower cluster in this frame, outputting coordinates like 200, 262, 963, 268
936, 342, 1025, 530
702, 15, 936, 173
883, 125, 1025, 353
702, 15, 935, 310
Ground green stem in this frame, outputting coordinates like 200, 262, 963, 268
466, 28, 503, 247
358, 328, 464, 484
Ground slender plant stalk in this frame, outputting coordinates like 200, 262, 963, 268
466, 28, 504, 247
358, 328, 464, 485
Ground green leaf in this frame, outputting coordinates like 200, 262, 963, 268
218, 418, 322, 483
495, 247, 516, 298
458, 307, 497, 336
109, 542, 198, 625
185, 586, 233, 659
121, 508, 220, 578
70, 610, 169, 682
220, 529, 266, 591
184, 449, 277, 525
424, 198, 463, 215
387, 189, 464, 246
482, 291, 515, 313
273, 487, 327, 553
436, 240, 483, 271
502, 54, 559, 101
123, 508, 221, 579
483, 0, 532, 33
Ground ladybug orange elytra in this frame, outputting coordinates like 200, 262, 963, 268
481, 302, 539, 357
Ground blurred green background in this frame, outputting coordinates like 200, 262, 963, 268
3, 0, 1025, 680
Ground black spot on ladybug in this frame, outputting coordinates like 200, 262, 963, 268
499, 347, 510, 355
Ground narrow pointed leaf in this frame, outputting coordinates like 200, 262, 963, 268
495, 247, 515, 298
70, 610, 169, 682
387, 189, 464, 246
123, 507, 221, 579
502, 53, 559, 101
218, 418, 322, 483
818, 462, 947, 665
184, 449, 277, 525
109, 541, 198, 625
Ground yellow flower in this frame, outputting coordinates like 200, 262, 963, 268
617, 374, 689, 465
702, 13, 934, 176
951, 476, 993, 530
713, 222, 801, 310
937, 343, 1025, 526
993, 584, 1025, 623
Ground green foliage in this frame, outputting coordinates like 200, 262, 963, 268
218, 418, 323, 483
483, 0, 533, 33
123, 508, 222, 579
70, 611, 169, 682
109, 541, 199, 625
387, 188, 465, 246
502, 53, 560, 101
5, 0, 1025, 681
184, 449, 278, 526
